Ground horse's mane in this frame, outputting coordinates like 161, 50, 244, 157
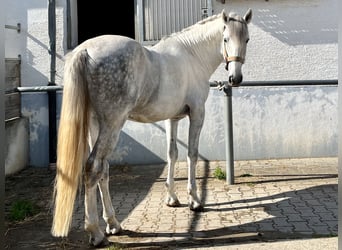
159, 12, 224, 43
158, 10, 245, 47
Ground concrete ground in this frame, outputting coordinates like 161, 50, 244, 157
5, 157, 338, 249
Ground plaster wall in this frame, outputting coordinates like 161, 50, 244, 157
4, 0, 338, 167
113, 0, 338, 164
5, 118, 29, 175
5, 0, 66, 167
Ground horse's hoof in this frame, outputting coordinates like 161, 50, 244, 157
189, 203, 204, 212
106, 224, 122, 235
89, 235, 109, 247
165, 197, 181, 207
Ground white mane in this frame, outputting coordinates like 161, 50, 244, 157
160, 12, 224, 46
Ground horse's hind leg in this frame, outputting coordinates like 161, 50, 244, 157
98, 161, 121, 235
84, 180, 106, 246
165, 119, 180, 207
84, 117, 125, 246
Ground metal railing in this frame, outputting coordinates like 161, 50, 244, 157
16, 79, 338, 183
210, 79, 338, 184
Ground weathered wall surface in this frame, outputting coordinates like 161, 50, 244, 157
5, 118, 29, 175
5, 0, 66, 167
5, 0, 338, 167
113, 0, 338, 164
208, 0, 338, 160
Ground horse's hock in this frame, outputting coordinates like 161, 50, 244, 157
5, 57, 29, 175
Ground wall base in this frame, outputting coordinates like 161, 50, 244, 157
5, 117, 29, 175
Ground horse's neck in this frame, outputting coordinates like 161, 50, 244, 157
154, 18, 223, 77
184, 34, 223, 75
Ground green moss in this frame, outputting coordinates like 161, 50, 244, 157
9, 199, 37, 221
213, 166, 226, 180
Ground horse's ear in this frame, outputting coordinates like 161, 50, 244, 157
244, 8, 252, 24
221, 9, 228, 23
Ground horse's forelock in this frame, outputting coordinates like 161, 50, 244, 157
226, 13, 248, 40
228, 12, 247, 25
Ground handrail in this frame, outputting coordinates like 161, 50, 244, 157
209, 78, 338, 184
210, 79, 338, 88
17, 79, 338, 184
15, 79, 337, 93
16, 85, 63, 93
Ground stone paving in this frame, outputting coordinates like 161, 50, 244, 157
5, 157, 338, 249
98, 157, 337, 249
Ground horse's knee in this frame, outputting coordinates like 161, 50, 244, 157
168, 144, 178, 162
187, 150, 198, 163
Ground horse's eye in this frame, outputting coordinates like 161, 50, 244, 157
224, 38, 229, 43
246, 38, 250, 43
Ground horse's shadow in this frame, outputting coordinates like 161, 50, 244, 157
101, 162, 337, 249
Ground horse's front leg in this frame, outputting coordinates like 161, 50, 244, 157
187, 107, 205, 211
165, 119, 181, 207
98, 160, 121, 235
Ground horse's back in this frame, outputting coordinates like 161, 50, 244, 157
75, 35, 143, 61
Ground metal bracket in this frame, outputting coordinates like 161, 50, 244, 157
5, 23, 21, 33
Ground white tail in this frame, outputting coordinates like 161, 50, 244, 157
51, 49, 90, 237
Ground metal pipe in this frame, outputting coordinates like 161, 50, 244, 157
17, 85, 62, 92
48, 0, 57, 165
207, 0, 213, 16
48, 0, 56, 84
66, 0, 72, 49
223, 86, 234, 184
0, 5, 6, 248
210, 79, 338, 88
5, 23, 21, 33
15, 78, 338, 175
17, 79, 337, 92
210, 79, 338, 185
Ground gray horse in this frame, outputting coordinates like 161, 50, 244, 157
52, 9, 252, 246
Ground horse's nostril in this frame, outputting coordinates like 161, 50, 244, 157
228, 75, 242, 86
229, 75, 233, 83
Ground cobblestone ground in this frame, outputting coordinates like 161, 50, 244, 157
5, 157, 338, 249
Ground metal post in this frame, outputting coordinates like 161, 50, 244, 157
223, 86, 234, 184
207, 0, 213, 16
0, 1, 6, 248
48, 0, 57, 165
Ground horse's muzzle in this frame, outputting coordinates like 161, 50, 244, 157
228, 74, 243, 87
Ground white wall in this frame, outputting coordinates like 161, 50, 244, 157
4, 0, 338, 166
5, 0, 66, 85
117, 0, 338, 163
205, 0, 338, 160
211, 0, 337, 82
5, 0, 67, 167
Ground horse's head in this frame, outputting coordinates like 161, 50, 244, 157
221, 9, 252, 87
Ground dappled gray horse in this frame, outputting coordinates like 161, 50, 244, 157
52, 9, 252, 246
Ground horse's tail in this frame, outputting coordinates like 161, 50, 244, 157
51, 49, 90, 237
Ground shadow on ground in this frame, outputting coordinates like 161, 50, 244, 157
5, 161, 337, 249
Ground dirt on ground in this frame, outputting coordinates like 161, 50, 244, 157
5, 167, 89, 249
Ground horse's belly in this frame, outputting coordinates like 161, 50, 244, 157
128, 105, 188, 123
128, 114, 165, 123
